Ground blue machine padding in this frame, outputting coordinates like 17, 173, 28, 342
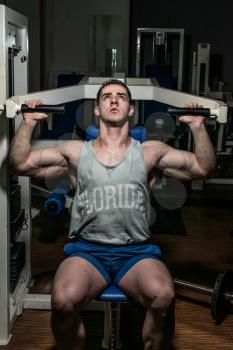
129, 125, 147, 142
86, 124, 147, 143
97, 284, 128, 302
86, 124, 99, 141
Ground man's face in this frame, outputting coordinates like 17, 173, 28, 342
94, 84, 134, 126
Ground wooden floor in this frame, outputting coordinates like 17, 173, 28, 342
1, 300, 233, 350
1, 183, 233, 349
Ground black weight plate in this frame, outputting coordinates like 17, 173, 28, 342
211, 270, 233, 324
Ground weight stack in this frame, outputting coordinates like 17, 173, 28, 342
10, 182, 25, 242
10, 242, 25, 293
10, 182, 21, 219
10, 209, 25, 242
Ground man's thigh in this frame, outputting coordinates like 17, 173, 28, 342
118, 258, 174, 305
52, 256, 107, 303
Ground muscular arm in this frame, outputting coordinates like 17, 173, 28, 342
160, 122, 216, 179
143, 112, 216, 181
8, 119, 68, 177
8, 100, 82, 184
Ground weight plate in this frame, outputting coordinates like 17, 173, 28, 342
211, 270, 233, 324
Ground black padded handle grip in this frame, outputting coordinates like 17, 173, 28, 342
168, 107, 210, 117
21, 104, 65, 114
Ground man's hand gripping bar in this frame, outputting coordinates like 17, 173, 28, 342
168, 107, 219, 119
2, 100, 65, 118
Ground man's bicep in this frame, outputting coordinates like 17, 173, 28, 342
158, 148, 190, 170
17, 147, 68, 175
30, 147, 67, 167
158, 148, 204, 179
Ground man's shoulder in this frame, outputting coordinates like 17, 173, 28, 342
141, 140, 171, 166
56, 140, 85, 161
57, 140, 84, 151
141, 140, 166, 151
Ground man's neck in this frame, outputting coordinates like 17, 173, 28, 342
97, 123, 130, 149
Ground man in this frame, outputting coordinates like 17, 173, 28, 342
8, 79, 216, 350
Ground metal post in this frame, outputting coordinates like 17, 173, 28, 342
0, 5, 28, 344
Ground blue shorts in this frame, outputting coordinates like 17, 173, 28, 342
64, 238, 161, 285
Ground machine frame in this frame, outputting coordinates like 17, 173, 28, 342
0, 5, 30, 345
136, 28, 184, 91
5, 76, 227, 123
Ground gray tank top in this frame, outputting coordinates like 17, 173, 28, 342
69, 139, 152, 245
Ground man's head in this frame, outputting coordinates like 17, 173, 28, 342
96, 79, 132, 105
94, 79, 134, 127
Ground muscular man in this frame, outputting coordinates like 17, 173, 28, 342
8, 79, 216, 350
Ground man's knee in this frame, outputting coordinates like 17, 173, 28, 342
149, 281, 175, 313
52, 284, 86, 314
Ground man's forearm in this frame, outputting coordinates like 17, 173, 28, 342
8, 120, 36, 171
190, 122, 216, 175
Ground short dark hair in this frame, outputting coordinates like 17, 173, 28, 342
96, 79, 132, 105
